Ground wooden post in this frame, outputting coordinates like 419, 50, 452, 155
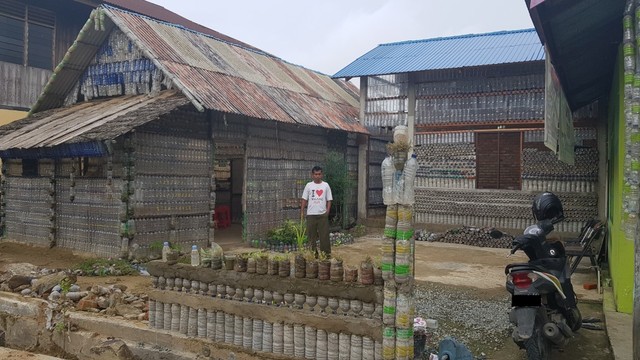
407, 73, 416, 150
358, 77, 369, 221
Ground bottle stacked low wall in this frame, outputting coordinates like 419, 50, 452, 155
147, 261, 384, 359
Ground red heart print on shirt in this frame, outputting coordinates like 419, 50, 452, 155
316, 189, 324, 197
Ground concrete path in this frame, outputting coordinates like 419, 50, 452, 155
603, 288, 633, 360
333, 234, 603, 302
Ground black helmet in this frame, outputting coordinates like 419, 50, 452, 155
532, 192, 564, 222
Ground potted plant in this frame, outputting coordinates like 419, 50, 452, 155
223, 255, 235, 270
360, 256, 375, 285
317, 251, 331, 281
276, 253, 290, 278
344, 265, 358, 283
235, 253, 248, 272
330, 256, 344, 282
304, 250, 318, 279
247, 252, 258, 273
255, 251, 269, 275
267, 253, 279, 275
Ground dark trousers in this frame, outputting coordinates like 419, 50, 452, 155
307, 214, 330, 256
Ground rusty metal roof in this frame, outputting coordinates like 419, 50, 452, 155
0, 90, 189, 151
100, 0, 261, 52
31, 6, 365, 134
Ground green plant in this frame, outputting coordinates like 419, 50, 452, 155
271, 253, 289, 262
323, 151, 356, 228
349, 224, 367, 238
293, 220, 307, 249
149, 240, 181, 253
317, 251, 330, 262
72, 258, 136, 276
302, 249, 316, 261
267, 219, 301, 245
59, 277, 73, 295
54, 321, 66, 333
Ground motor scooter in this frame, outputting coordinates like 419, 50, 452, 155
501, 217, 581, 360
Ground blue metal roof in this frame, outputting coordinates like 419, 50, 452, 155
333, 28, 544, 78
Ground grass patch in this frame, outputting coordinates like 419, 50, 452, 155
72, 258, 137, 276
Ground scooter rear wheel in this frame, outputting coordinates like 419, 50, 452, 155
524, 324, 551, 360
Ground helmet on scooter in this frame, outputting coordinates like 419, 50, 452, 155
532, 192, 564, 222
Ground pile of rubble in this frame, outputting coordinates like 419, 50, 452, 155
0, 263, 149, 322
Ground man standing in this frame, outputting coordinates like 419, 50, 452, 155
301, 166, 333, 257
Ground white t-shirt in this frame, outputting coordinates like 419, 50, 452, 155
302, 181, 333, 215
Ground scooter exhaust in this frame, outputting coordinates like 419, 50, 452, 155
542, 322, 567, 346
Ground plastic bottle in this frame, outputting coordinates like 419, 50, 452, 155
162, 242, 170, 262
191, 245, 200, 267
381, 156, 396, 205
400, 154, 418, 205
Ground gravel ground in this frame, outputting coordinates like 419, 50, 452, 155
414, 281, 512, 358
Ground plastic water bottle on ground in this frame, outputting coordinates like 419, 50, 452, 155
162, 242, 170, 262
191, 245, 200, 267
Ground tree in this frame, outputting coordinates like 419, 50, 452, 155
323, 151, 355, 228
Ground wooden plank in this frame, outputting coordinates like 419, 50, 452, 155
0, 97, 126, 149
42, 95, 154, 146
46, 91, 178, 146
29, 95, 143, 144
0, 100, 99, 149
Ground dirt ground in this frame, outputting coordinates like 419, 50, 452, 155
0, 236, 610, 359
0, 241, 150, 295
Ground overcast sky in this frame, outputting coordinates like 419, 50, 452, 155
147, 0, 535, 76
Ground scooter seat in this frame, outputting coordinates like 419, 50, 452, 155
505, 263, 547, 274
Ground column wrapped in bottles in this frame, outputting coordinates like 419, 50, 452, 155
380, 126, 417, 360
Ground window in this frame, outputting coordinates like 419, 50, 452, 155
476, 132, 522, 190
22, 159, 38, 177
0, 1, 54, 69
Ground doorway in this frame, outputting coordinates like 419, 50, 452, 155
213, 141, 246, 245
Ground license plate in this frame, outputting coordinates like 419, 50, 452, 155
512, 295, 541, 307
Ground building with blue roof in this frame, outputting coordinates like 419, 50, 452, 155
335, 29, 602, 237
333, 28, 544, 78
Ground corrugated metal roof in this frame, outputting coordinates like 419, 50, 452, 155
0, 91, 189, 151
333, 28, 544, 78
526, 0, 624, 110
30, 6, 364, 135
101, 0, 262, 52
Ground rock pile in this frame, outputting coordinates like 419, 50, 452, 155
416, 227, 514, 249
0, 263, 149, 321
